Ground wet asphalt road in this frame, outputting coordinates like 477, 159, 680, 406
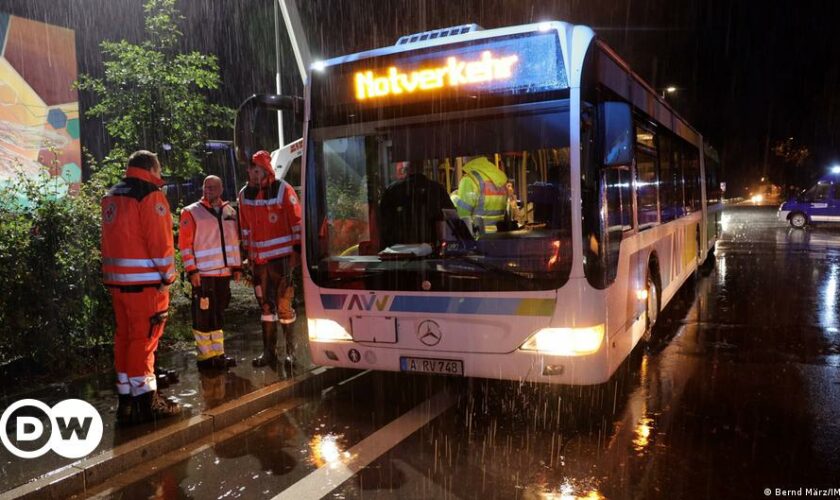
86, 206, 840, 499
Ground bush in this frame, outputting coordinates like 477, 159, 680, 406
0, 173, 112, 369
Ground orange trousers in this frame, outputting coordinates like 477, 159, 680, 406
111, 287, 169, 396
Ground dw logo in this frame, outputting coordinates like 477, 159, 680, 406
0, 399, 103, 459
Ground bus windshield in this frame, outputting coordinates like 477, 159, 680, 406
306, 103, 573, 292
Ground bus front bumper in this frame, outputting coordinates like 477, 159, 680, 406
307, 341, 612, 385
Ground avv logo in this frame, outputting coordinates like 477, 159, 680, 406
1, 399, 103, 459
346, 294, 392, 312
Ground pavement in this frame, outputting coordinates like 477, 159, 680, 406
0, 312, 351, 498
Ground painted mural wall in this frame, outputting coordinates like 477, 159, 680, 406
0, 12, 81, 201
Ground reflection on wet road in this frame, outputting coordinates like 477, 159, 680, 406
94, 207, 840, 499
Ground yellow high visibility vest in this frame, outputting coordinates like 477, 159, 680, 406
452, 157, 508, 226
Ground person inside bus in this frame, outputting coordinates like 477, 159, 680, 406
451, 156, 508, 234
378, 161, 454, 249
505, 180, 527, 227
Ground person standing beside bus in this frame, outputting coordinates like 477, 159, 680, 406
180, 175, 242, 371
238, 150, 302, 370
101, 150, 181, 425
452, 156, 508, 233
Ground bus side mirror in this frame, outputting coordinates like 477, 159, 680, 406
234, 94, 304, 167
599, 101, 633, 167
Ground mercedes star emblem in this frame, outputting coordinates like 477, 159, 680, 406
417, 320, 442, 346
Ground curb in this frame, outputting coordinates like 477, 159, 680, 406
1, 366, 357, 500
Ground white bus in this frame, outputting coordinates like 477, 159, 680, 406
235, 21, 721, 385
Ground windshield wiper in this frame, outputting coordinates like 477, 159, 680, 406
441, 254, 531, 280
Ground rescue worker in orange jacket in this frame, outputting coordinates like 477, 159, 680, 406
101, 150, 181, 425
179, 175, 242, 371
238, 150, 302, 370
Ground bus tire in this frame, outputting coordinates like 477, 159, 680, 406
641, 265, 660, 344
789, 212, 807, 229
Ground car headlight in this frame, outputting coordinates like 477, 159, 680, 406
519, 325, 605, 356
308, 319, 353, 342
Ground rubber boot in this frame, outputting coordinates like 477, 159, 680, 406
197, 355, 228, 371
282, 323, 298, 372
221, 354, 237, 368
132, 390, 182, 424
116, 394, 133, 426
155, 366, 179, 385
155, 372, 170, 389
252, 321, 278, 368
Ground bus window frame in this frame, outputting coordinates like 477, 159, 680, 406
633, 121, 661, 230
305, 99, 576, 292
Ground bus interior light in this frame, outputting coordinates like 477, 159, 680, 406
520, 325, 605, 356
308, 319, 353, 342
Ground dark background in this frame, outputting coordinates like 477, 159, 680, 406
2, 0, 840, 193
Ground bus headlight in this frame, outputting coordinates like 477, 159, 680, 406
519, 325, 605, 356
308, 319, 353, 342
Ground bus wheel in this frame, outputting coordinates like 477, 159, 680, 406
642, 272, 660, 344
789, 212, 807, 229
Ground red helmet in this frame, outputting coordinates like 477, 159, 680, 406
250, 150, 275, 184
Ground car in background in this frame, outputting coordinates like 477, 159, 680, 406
778, 172, 839, 228
748, 182, 781, 205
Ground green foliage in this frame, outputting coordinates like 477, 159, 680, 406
0, 170, 112, 368
75, 0, 234, 179
326, 180, 367, 220
0, 0, 239, 371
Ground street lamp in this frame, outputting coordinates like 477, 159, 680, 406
661, 86, 677, 98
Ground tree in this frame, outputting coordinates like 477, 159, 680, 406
76, 0, 234, 179
772, 137, 810, 168
771, 137, 812, 189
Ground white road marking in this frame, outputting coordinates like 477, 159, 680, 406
273, 389, 455, 500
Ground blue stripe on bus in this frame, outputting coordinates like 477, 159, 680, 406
320, 294, 347, 310
320, 294, 554, 316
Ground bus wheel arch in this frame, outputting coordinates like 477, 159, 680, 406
789, 211, 808, 229
642, 255, 661, 343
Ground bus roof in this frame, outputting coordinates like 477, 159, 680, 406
315, 21, 577, 73
311, 20, 701, 145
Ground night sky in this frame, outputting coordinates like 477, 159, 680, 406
2, 0, 840, 192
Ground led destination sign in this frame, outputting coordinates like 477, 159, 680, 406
333, 31, 568, 106
355, 51, 520, 100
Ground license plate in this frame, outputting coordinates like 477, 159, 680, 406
400, 357, 463, 375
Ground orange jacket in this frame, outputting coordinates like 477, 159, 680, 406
238, 180, 301, 264
101, 167, 175, 287
179, 198, 242, 276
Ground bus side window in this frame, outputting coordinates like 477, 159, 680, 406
682, 143, 701, 212
634, 124, 660, 228
659, 133, 678, 222
602, 166, 632, 283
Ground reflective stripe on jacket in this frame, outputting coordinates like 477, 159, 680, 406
101, 167, 175, 287
179, 199, 242, 276
238, 180, 302, 264
453, 157, 508, 224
